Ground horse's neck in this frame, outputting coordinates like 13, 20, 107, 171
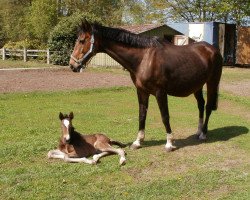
101, 40, 145, 73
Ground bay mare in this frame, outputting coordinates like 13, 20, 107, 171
69, 20, 223, 151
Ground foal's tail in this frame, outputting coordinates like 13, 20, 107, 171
110, 140, 127, 148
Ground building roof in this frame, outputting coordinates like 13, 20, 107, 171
120, 24, 165, 34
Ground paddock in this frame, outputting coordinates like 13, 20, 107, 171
0, 66, 249, 199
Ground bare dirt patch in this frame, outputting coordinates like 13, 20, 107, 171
0, 68, 132, 93
0, 67, 249, 97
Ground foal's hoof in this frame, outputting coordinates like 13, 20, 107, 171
91, 160, 97, 165
47, 151, 52, 159
165, 145, 177, 152
119, 157, 126, 166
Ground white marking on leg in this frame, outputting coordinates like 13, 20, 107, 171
165, 133, 176, 152
48, 149, 65, 159
93, 152, 109, 162
131, 129, 145, 148
64, 156, 96, 164
196, 118, 203, 136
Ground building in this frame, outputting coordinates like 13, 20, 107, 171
167, 22, 237, 65
236, 26, 250, 66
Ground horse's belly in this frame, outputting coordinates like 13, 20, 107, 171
166, 78, 206, 97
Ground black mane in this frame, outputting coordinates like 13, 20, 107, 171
92, 23, 161, 48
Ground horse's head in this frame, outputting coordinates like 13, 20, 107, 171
69, 20, 97, 73
59, 112, 74, 144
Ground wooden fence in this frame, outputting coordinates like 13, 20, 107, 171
0, 48, 122, 67
0, 48, 51, 64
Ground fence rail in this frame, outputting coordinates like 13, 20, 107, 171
0, 48, 122, 68
0, 48, 51, 64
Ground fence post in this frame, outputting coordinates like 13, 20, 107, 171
47, 49, 50, 64
23, 48, 27, 62
2, 48, 6, 60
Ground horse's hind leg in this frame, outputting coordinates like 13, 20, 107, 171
194, 89, 205, 138
200, 71, 221, 140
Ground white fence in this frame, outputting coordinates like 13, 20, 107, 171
0, 48, 122, 67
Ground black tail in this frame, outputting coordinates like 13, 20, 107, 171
211, 52, 223, 111
110, 140, 127, 148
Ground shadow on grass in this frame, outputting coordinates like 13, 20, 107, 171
141, 126, 249, 150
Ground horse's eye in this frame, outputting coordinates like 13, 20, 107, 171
79, 39, 85, 44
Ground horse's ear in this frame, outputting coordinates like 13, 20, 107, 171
59, 112, 64, 120
69, 112, 74, 120
81, 19, 91, 32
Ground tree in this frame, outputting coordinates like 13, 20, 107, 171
28, 0, 58, 42
0, 0, 30, 42
122, 0, 160, 24
162, 0, 250, 25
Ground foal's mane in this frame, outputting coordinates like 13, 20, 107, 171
90, 23, 161, 48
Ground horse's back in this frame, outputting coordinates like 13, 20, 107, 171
155, 41, 222, 96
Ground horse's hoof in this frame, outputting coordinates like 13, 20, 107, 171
130, 140, 142, 150
198, 132, 207, 140
165, 145, 177, 152
130, 144, 141, 150
119, 157, 126, 166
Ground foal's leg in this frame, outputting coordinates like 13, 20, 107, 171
131, 89, 149, 149
93, 152, 110, 163
156, 90, 176, 152
96, 142, 126, 165
64, 156, 96, 164
47, 149, 65, 159
194, 89, 205, 139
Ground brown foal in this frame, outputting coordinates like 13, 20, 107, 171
48, 112, 126, 165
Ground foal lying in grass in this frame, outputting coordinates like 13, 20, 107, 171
48, 112, 126, 165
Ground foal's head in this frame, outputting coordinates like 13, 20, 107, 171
59, 112, 74, 144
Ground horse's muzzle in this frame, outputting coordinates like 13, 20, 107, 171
70, 64, 82, 73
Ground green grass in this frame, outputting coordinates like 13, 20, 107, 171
0, 85, 249, 199
0, 66, 249, 199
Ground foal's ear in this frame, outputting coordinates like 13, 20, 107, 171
59, 112, 64, 120
69, 112, 74, 120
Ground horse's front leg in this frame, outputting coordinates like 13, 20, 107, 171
156, 90, 176, 152
130, 89, 149, 149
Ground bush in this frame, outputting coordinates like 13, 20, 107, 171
4, 39, 46, 49
48, 12, 101, 66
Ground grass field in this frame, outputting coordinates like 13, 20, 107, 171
0, 68, 249, 199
